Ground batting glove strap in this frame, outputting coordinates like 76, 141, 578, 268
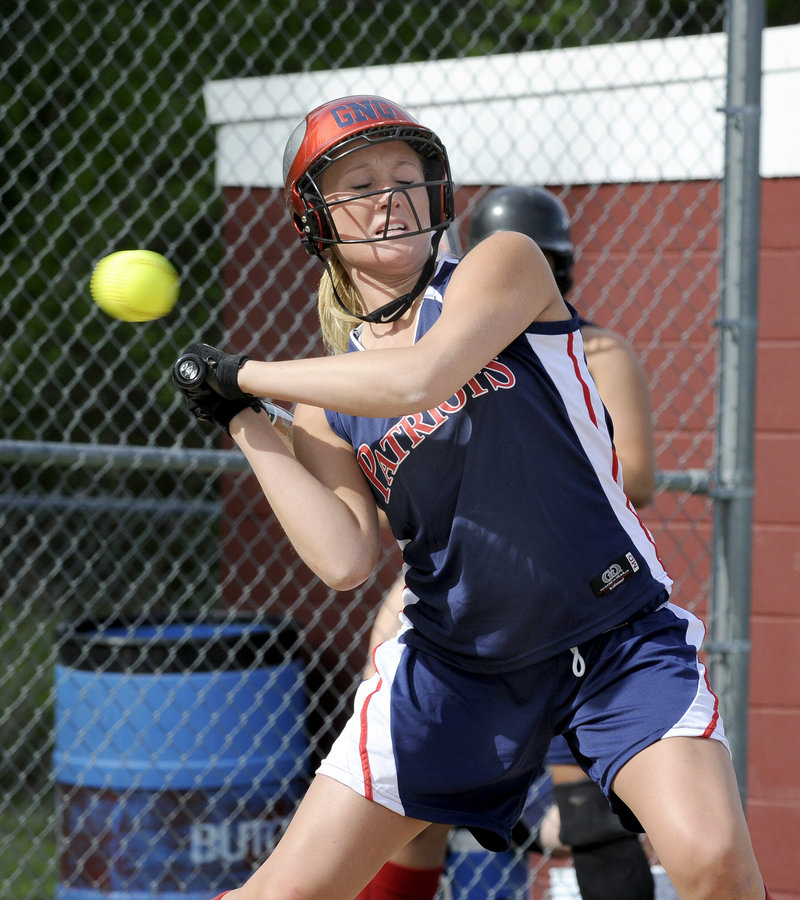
209, 350, 253, 401
186, 342, 254, 401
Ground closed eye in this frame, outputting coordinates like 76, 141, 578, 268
344, 180, 417, 194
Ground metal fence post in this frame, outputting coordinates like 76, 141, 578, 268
708, 0, 764, 800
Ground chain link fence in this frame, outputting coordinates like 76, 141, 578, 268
2, 2, 790, 898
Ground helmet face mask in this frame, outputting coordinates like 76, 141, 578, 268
283, 96, 455, 255
305, 179, 435, 247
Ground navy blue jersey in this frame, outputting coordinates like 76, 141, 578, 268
326, 256, 671, 672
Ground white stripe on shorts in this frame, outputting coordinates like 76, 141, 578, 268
661, 603, 730, 750
317, 628, 408, 815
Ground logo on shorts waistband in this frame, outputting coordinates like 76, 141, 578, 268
590, 552, 640, 596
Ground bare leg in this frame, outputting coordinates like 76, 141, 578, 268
390, 823, 451, 869
612, 737, 764, 900
550, 763, 587, 786
229, 774, 431, 900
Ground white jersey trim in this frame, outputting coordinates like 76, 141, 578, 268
525, 327, 673, 596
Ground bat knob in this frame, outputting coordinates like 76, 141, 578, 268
172, 353, 207, 390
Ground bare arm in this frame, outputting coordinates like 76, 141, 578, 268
228, 402, 381, 590
237, 232, 566, 417
582, 325, 655, 507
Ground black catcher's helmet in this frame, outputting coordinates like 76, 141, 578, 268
468, 186, 574, 296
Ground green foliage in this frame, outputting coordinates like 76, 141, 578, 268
1, 0, 795, 448
0, 608, 56, 799
0, 794, 56, 900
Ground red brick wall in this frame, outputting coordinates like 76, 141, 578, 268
747, 177, 800, 900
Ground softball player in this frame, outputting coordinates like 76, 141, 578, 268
175, 94, 770, 900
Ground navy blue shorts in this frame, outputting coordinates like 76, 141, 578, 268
545, 733, 577, 766
318, 601, 728, 851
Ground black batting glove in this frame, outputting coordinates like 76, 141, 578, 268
172, 345, 260, 434
184, 341, 254, 402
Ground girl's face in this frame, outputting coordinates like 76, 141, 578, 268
319, 140, 432, 276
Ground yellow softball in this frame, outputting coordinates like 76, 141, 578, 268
90, 250, 179, 322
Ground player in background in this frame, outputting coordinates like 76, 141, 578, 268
469, 186, 655, 510
174, 94, 771, 900
360, 185, 657, 900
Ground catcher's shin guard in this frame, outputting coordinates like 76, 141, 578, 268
571, 836, 654, 900
554, 779, 633, 847
554, 779, 654, 900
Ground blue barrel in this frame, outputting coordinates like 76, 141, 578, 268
53, 617, 309, 900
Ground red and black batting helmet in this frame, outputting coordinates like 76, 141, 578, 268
468, 186, 575, 296
282, 95, 455, 255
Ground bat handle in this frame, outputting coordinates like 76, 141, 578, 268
172, 353, 208, 391
260, 400, 294, 427
173, 354, 294, 437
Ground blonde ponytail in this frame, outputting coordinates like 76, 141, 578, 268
317, 254, 363, 354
